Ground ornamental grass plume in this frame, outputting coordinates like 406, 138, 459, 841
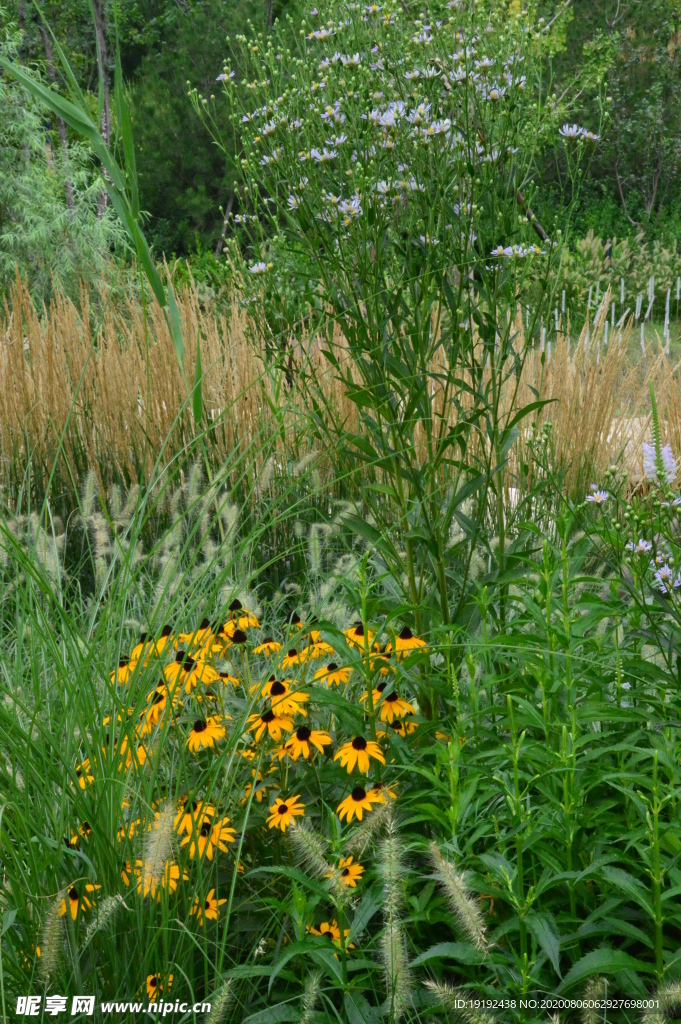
204, 980, 233, 1024
424, 981, 496, 1024
39, 892, 64, 983
300, 970, 322, 1024
343, 798, 392, 857
143, 801, 175, 886
378, 815, 412, 1021
581, 977, 607, 1024
288, 818, 338, 892
430, 842, 488, 953
642, 982, 681, 1024
81, 894, 126, 950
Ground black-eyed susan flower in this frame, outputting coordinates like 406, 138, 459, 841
314, 662, 351, 686
252, 637, 282, 656
367, 780, 398, 802
190, 888, 227, 925
145, 974, 173, 1001
377, 691, 416, 723
176, 618, 215, 656
344, 622, 374, 649
59, 883, 100, 921
121, 861, 131, 885
286, 610, 304, 632
337, 786, 374, 822
308, 920, 354, 949
242, 768, 277, 804
303, 639, 335, 660
186, 716, 226, 753
267, 794, 305, 831
110, 656, 134, 685
180, 815, 236, 860
267, 680, 309, 716
334, 736, 385, 774
102, 733, 148, 771
174, 799, 215, 835
117, 816, 142, 842
284, 725, 332, 761
370, 643, 395, 676
178, 653, 221, 694
226, 598, 260, 630
134, 859, 187, 900
219, 671, 240, 686
247, 708, 294, 742
280, 648, 303, 670
74, 759, 94, 789
388, 626, 427, 660
326, 856, 364, 888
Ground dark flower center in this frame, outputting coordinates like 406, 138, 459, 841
81, 821, 90, 832
288, 611, 301, 625
175, 650, 186, 663
399, 626, 413, 640
351, 786, 367, 802
200, 821, 211, 836
161, 624, 173, 636
287, 648, 297, 658
390, 720, 403, 731
149, 978, 157, 989
376, 681, 387, 693
69, 887, 78, 900
232, 629, 247, 644
229, 599, 243, 612
341, 867, 350, 877
326, 662, 338, 671
205, 899, 212, 909
384, 692, 398, 702
76, 767, 82, 776
119, 656, 129, 668
152, 692, 164, 705
262, 710, 275, 723
278, 803, 288, 814
296, 726, 311, 741
351, 736, 367, 751
193, 720, 206, 733
199, 617, 210, 629
204, 689, 216, 699
270, 681, 286, 696
262, 636, 274, 644
352, 622, 364, 636
139, 632, 148, 643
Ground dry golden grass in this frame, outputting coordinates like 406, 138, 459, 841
3, 273, 680, 502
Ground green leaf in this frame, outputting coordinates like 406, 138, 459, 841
166, 276, 184, 364
556, 948, 655, 993
410, 942, 485, 967
526, 913, 561, 976
345, 992, 379, 1024
193, 336, 203, 424
600, 866, 654, 917
242, 1006, 299, 1024
1, 909, 17, 936
267, 940, 325, 993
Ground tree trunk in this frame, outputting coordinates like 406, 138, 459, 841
40, 26, 75, 210
92, 0, 111, 216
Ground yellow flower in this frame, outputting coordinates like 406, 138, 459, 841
110, 656, 135, 685
267, 794, 305, 831
176, 618, 216, 657
308, 919, 354, 949
225, 598, 260, 629
377, 717, 418, 738
186, 716, 226, 752
219, 671, 240, 686
74, 759, 94, 789
174, 799, 215, 835
121, 861, 131, 885
370, 643, 395, 676
286, 610, 304, 632
59, 883, 100, 921
280, 648, 303, 670
134, 859, 187, 900
247, 708, 294, 742
180, 815, 236, 860
377, 690, 415, 723
366, 780, 398, 802
344, 622, 374, 649
145, 974, 173, 1001
314, 662, 351, 686
334, 736, 385, 774
326, 856, 364, 888
337, 786, 375, 823
242, 768, 277, 803
284, 726, 333, 761
303, 640, 335, 660
388, 626, 427, 660
190, 888, 227, 925
252, 637, 282, 656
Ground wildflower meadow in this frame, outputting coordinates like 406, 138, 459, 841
2, 0, 681, 1023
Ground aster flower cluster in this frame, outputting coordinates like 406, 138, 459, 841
67, 599, 428, 949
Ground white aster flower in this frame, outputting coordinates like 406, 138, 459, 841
341, 53, 361, 67
559, 123, 584, 138
248, 261, 272, 275
585, 490, 609, 504
626, 539, 653, 554
287, 195, 301, 210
